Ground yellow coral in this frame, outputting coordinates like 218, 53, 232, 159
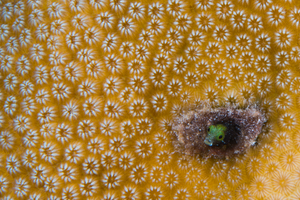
0, 0, 300, 199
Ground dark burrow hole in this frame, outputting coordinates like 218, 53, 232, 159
208, 118, 241, 148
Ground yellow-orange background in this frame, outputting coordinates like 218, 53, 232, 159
1, 0, 300, 199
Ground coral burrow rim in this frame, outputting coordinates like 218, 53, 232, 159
172, 104, 266, 159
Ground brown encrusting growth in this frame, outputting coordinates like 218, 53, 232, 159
172, 105, 266, 159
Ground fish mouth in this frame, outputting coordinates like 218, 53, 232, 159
204, 138, 213, 146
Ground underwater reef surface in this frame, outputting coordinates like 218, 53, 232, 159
0, 0, 300, 199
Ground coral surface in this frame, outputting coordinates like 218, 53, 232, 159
0, 0, 300, 199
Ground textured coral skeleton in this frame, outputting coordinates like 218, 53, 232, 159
0, 0, 300, 199
172, 105, 266, 158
